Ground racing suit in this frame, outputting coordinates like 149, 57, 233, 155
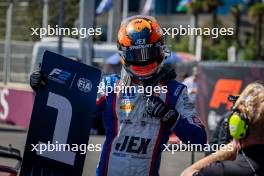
95, 74, 207, 176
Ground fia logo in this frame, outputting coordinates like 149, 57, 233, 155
77, 78, 92, 93
49, 68, 71, 84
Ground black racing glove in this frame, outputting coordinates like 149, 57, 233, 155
145, 95, 179, 125
30, 70, 48, 91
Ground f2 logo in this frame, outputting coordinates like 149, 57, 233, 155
49, 68, 71, 81
37, 92, 76, 166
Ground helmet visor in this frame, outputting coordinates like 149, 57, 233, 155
128, 62, 158, 77
120, 46, 163, 65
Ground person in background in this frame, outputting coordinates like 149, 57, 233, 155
181, 82, 264, 176
182, 67, 198, 104
207, 95, 239, 155
181, 73, 190, 81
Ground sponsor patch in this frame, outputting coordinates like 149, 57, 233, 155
120, 104, 135, 112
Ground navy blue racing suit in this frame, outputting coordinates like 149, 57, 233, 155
95, 74, 206, 176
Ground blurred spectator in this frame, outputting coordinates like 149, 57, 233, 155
181, 72, 190, 81
207, 95, 239, 155
181, 82, 264, 176
206, 111, 232, 155
182, 67, 198, 104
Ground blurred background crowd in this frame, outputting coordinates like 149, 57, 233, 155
0, 0, 263, 83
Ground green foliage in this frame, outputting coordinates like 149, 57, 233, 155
27, 0, 43, 41
166, 36, 190, 53
248, 3, 264, 59
28, 0, 79, 41
203, 0, 224, 11
0, 0, 80, 41
231, 4, 244, 17
201, 20, 232, 61
238, 38, 257, 61
202, 36, 229, 61
248, 3, 264, 20
48, 0, 79, 29
0, 1, 7, 40
167, 34, 232, 61
188, 0, 204, 14
159, 0, 262, 61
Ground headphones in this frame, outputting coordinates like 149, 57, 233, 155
228, 107, 249, 140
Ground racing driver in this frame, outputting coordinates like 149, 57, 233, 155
30, 15, 207, 176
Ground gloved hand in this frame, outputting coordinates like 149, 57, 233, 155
30, 70, 48, 91
145, 95, 179, 124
